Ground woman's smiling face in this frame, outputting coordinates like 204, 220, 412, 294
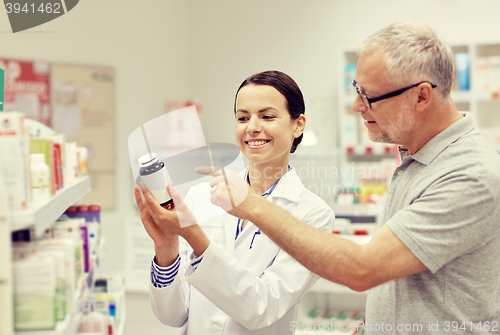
234, 84, 303, 167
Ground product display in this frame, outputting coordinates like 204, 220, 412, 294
13, 255, 57, 331
77, 146, 88, 176
35, 238, 84, 314
345, 64, 357, 97
30, 153, 50, 202
50, 134, 66, 191
30, 139, 57, 196
77, 275, 125, 335
0, 111, 32, 210
64, 204, 102, 271
0, 63, 114, 335
9, 206, 116, 332
454, 52, 471, 91
65, 142, 80, 186
475, 55, 500, 99
35, 250, 67, 321
295, 309, 365, 335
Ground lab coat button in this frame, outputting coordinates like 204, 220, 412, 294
210, 325, 219, 333
397, 170, 403, 175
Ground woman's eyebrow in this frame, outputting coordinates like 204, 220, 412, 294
258, 107, 278, 113
236, 107, 278, 114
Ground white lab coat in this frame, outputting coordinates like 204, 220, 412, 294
149, 168, 335, 334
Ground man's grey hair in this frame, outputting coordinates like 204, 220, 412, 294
358, 22, 454, 99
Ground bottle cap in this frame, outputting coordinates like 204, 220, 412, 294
78, 205, 89, 212
65, 206, 78, 214
89, 204, 101, 212
138, 152, 158, 166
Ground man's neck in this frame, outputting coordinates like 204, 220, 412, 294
405, 103, 463, 155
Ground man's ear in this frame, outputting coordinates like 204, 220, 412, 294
415, 83, 433, 112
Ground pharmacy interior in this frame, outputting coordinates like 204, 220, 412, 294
1, 1, 500, 335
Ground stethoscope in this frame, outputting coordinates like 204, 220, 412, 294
235, 166, 291, 249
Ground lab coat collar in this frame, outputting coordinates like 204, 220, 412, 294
265, 167, 303, 203
225, 167, 303, 251
240, 166, 303, 203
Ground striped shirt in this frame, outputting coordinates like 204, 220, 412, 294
151, 252, 203, 288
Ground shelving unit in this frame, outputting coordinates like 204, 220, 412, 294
0, 174, 14, 335
0, 174, 122, 335
299, 235, 372, 319
12, 239, 106, 335
10, 177, 91, 237
337, 42, 500, 173
0, 176, 90, 335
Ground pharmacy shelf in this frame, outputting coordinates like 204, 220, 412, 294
117, 312, 126, 335
13, 283, 84, 335
13, 314, 83, 335
10, 177, 90, 237
332, 204, 381, 223
14, 239, 106, 335
345, 144, 397, 157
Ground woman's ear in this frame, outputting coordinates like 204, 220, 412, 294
293, 115, 306, 138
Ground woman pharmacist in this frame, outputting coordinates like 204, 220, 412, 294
134, 70, 335, 334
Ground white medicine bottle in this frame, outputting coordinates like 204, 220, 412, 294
138, 152, 173, 207
30, 153, 50, 202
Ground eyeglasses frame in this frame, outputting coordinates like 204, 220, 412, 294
352, 80, 438, 109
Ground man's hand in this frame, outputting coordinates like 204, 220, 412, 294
195, 167, 261, 220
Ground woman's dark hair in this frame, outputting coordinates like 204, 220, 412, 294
234, 70, 305, 153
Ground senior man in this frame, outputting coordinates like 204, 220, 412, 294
200, 22, 500, 334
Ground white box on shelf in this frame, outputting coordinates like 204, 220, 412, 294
489, 56, 500, 99
475, 57, 490, 100
34, 238, 85, 314
0, 112, 32, 211
13, 255, 57, 331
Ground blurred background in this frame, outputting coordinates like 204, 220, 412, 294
1, 1, 500, 334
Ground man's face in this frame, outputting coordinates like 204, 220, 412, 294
352, 48, 417, 145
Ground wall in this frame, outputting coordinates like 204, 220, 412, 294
187, 0, 356, 148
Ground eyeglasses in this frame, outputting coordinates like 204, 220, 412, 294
352, 80, 437, 109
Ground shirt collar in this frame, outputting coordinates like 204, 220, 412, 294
242, 166, 303, 203
265, 167, 303, 203
398, 112, 475, 165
